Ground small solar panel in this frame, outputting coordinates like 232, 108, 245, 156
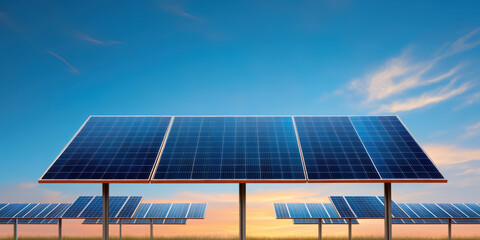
145, 203, 171, 218
329, 197, 356, 218
167, 203, 190, 218
79, 196, 133, 218
294, 117, 380, 180
305, 203, 330, 218
40, 116, 172, 182
286, 203, 311, 218
117, 196, 142, 218
186, 203, 207, 218
62, 196, 94, 218
350, 116, 444, 180
343, 196, 384, 218
153, 117, 306, 182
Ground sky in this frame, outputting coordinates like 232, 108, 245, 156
1, 0, 480, 238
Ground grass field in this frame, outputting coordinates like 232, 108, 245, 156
0, 237, 479, 240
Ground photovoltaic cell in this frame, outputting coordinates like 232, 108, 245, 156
350, 116, 444, 179
153, 117, 305, 181
40, 116, 172, 181
294, 117, 380, 180
329, 197, 355, 218
47, 203, 71, 218
132, 203, 151, 218
464, 204, 480, 216
186, 203, 207, 218
404, 203, 442, 224
62, 196, 93, 218
453, 204, 480, 218
274, 203, 289, 218
293, 219, 359, 224
79, 196, 129, 218
145, 203, 171, 218
15, 204, 38, 218
0, 204, 28, 218
286, 203, 311, 218
305, 203, 330, 218
343, 196, 384, 218
29, 204, 59, 224
117, 196, 142, 218
422, 203, 451, 218
437, 203, 468, 218
167, 203, 190, 218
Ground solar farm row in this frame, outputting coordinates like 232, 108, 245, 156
82, 218, 187, 224
330, 196, 480, 224
40, 116, 445, 183
0, 203, 71, 224
274, 203, 359, 224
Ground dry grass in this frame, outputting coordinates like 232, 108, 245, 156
0, 237, 479, 240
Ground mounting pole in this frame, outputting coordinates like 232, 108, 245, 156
58, 219, 62, 240
150, 219, 153, 240
384, 183, 392, 240
448, 218, 452, 240
102, 183, 109, 240
119, 219, 122, 240
348, 218, 352, 240
239, 183, 246, 240
13, 218, 18, 240
318, 220, 322, 240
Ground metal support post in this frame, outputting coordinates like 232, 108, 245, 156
13, 219, 18, 240
58, 219, 62, 240
102, 183, 109, 240
239, 183, 246, 240
150, 219, 153, 240
384, 183, 392, 240
318, 220, 322, 240
119, 219, 122, 240
448, 218, 452, 240
348, 218, 352, 240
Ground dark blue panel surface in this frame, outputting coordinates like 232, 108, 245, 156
79, 196, 129, 218
464, 203, 480, 216
15, 204, 38, 218
167, 203, 190, 218
437, 203, 468, 218
164, 219, 187, 224
344, 196, 384, 218
330, 197, 356, 218
41, 116, 172, 181
286, 203, 310, 218
133, 203, 151, 218
47, 203, 71, 218
454, 204, 480, 218
294, 117, 380, 180
397, 203, 426, 224
323, 203, 340, 218
187, 203, 207, 218
0, 204, 28, 218
117, 196, 142, 218
28, 204, 59, 224
154, 117, 305, 181
405, 203, 442, 223
422, 203, 450, 218
306, 203, 330, 218
145, 203, 171, 218
63, 196, 93, 218
22, 204, 49, 218
0, 204, 7, 211
274, 203, 289, 218
350, 116, 444, 179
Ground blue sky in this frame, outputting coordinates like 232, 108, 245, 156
1, 0, 480, 237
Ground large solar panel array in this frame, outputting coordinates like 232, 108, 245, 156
274, 203, 357, 224
83, 218, 187, 225
293, 219, 359, 224
330, 196, 480, 224
63, 196, 142, 219
0, 203, 71, 224
39, 116, 445, 183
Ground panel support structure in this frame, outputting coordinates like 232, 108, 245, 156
13, 219, 18, 240
150, 219, 153, 240
384, 183, 392, 240
119, 219, 122, 240
239, 183, 246, 240
58, 219, 62, 240
448, 218, 452, 240
318, 220, 322, 240
103, 183, 109, 240
348, 219, 352, 240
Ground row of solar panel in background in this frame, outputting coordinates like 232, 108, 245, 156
0, 203, 71, 224
40, 116, 445, 182
274, 203, 348, 220
82, 218, 187, 224
329, 196, 480, 224
293, 219, 359, 224
63, 196, 142, 218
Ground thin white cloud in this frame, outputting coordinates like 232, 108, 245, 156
423, 143, 480, 165
437, 27, 480, 58
158, 2, 204, 22
46, 51, 79, 74
377, 79, 470, 113
75, 33, 124, 45
461, 121, 480, 138
455, 91, 480, 110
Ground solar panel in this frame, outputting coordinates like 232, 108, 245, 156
0, 204, 29, 218
46, 203, 71, 218
376, 196, 413, 223
464, 203, 480, 216
350, 116, 444, 180
286, 203, 311, 218
145, 203, 171, 218
62, 196, 94, 218
305, 203, 330, 219
437, 203, 468, 218
453, 204, 480, 218
117, 196, 142, 218
343, 196, 384, 218
167, 203, 190, 218
401, 203, 442, 224
294, 117, 380, 180
186, 203, 207, 218
132, 203, 151, 218
78, 196, 138, 218
40, 116, 172, 182
329, 197, 355, 218
28, 204, 59, 224
83, 218, 188, 225
153, 116, 305, 182
293, 219, 359, 224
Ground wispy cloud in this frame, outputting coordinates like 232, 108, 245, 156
46, 51, 79, 74
461, 121, 480, 138
158, 2, 204, 22
348, 28, 480, 113
75, 33, 124, 45
377, 79, 470, 113
423, 143, 480, 165
455, 91, 480, 110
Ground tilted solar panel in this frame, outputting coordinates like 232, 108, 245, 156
46, 203, 71, 218
62, 196, 94, 218
153, 116, 306, 182
167, 203, 190, 218
294, 117, 380, 181
187, 203, 207, 218
83, 218, 188, 224
28, 203, 59, 224
293, 219, 359, 224
40, 116, 172, 182
455, 204, 480, 218
145, 203, 171, 219
79, 196, 129, 218
343, 196, 384, 218
306, 203, 330, 219
350, 116, 444, 180
329, 197, 356, 218
0, 204, 29, 218
117, 196, 143, 218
